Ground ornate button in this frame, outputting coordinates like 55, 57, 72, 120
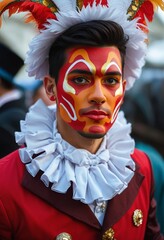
95, 201, 107, 213
56, 232, 72, 240
102, 228, 115, 240
133, 209, 143, 227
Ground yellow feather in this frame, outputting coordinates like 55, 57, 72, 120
149, 0, 164, 10
76, 0, 84, 10
24, 13, 39, 28
0, 0, 15, 11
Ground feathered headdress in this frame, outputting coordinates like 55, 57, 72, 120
0, 0, 163, 89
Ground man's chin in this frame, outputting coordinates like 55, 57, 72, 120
77, 131, 106, 139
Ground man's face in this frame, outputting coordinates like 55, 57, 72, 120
56, 46, 126, 138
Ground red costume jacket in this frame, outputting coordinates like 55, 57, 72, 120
0, 149, 163, 240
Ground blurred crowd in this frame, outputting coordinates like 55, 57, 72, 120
121, 67, 164, 233
122, 69, 164, 157
0, 42, 55, 159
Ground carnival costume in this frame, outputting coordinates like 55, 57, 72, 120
0, 0, 164, 239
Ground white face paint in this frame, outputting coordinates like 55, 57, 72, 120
63, 59, 94, 94
56, 46, 126, 135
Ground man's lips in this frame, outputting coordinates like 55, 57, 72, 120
82, 110, 109, 120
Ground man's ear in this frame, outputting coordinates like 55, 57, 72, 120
122, 79, 126, 93
43, 75, 56, 101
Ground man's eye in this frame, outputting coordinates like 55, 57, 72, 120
72, 77, 90, 85
103, 78, 119, 86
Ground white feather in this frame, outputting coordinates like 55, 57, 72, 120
25, 0, 147, 90
52, 0, 76, 12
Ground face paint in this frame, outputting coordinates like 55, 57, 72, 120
56, 46, 125, 137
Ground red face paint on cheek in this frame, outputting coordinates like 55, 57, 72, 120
56, 46, 124, 135
57, 91, 86, 131
57, 77, 87, 131
56, 48, 94, 130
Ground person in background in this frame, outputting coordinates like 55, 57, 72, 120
0, 43, 27, 158
122, 78, 164, 157
122, 80, 164, 234
0, 0, 164, 239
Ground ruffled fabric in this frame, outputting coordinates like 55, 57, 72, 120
16, 100, 135, 204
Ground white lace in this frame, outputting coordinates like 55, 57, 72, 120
16, 99, 135, 204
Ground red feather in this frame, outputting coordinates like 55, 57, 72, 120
0, 1, 56, 30
134, 1, 154, 23
83, 0, 108, 7
20, 2, 56, 29
132, 1, 154, 33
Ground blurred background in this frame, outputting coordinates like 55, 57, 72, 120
0, 12, 51, 107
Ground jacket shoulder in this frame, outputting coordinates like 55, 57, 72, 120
0, 150, 24, 193
132, 148, 153, 178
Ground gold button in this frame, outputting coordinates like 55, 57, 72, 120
133, 209, 143, 227
102, 228, 115, 240
56, 232, 72, 240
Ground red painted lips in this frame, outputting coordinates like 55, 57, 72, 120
82, 110, 109, 120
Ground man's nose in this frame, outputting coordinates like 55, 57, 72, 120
88, 81, 106, 104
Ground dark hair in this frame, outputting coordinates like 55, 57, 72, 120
49, 20, 129, 83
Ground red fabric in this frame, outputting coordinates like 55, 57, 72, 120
112, 149, 155, 239
83, 0, 108, 7
0, 149, 163, 240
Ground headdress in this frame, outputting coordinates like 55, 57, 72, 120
0, 0, 163, 90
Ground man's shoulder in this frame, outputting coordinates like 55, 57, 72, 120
0, 150, 27, 215
132, 148, 151, 165
0, 149, 20, 162
0, 150, 24, 188
131, 148, 153, 180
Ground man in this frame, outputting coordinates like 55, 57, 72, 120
0, 0, 163, 239
0, 43, 27, 158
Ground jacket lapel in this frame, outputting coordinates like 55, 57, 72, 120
22, 169, 101, 229
102, 162, 144, 232
22, 154, 144, 231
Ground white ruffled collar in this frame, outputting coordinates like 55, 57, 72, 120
16, 99, 135, 204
